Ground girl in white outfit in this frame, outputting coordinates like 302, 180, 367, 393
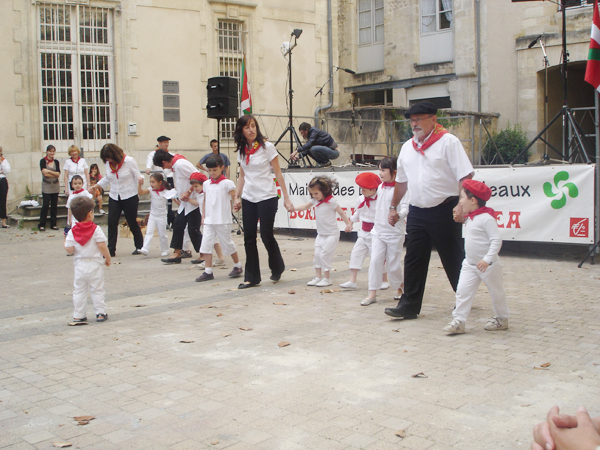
363, 157, 408, 306
138, 173, 177, 257
291, 176, 352, 288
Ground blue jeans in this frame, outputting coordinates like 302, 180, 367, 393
308, 146, 339, 164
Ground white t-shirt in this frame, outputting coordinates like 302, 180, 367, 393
64, 158, 89, 191
395, 133, 473, 208
464, 212, 502, 266
311, 196, 340, 236
65, 225, 107, 264
149, 188, 177, 219
96, 156, 141, 201
66, 190, 94, 225
188, 189, 204, 216
146, 150, 173, 178
0, 158, 11, 179
238, 141, 279, 203
171, 158, 200, 215
203, 178, 236, 225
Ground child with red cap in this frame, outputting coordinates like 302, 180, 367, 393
444, 179, 509, 334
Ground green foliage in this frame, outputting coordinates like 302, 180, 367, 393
483, 122, 530, 165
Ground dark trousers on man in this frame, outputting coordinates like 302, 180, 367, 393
0, 178, 8, 219
242, 197, 285, 285
107, 195, 143, 255
170, 208, 202, 252
39, 193, 58, 228
397, 198, 465, 315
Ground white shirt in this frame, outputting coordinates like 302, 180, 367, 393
171, 158, 200, 215
373, 184, 407, 237
64, 158, 89, 190
0, 158, 10, 179
311, 196, 340, 236
149, 188, 177, 219
203, 178, 236, 225
463, 212, 502, 265
146, 150, 173, 178
189, 190, 203, 215
396, 133, 473, 208
238, 141, 279, 203
97, 156, 141, 201
351, 194, 377, 239
65, 225, 107, 264
66, 190, 94, 225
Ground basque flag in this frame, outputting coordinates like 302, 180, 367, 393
240, 55, 252, 115
585, 0, 600, 92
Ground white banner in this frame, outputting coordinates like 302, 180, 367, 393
274, 165, 595, 244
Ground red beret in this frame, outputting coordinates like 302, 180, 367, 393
462, 179, 491, 202
355, 172, 381, 190
190, 172, 208, 184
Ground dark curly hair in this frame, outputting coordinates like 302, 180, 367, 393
308, 176, 338, 198
233, 115, 267, 157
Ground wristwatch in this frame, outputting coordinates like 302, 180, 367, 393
389, 206, 397, 210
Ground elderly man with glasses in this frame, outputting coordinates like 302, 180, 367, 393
385, 101, 474, 320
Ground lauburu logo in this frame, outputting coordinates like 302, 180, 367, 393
543, 171, 578, 209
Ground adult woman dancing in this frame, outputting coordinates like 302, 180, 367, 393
89, 144, 144, 257
0, 147, 10, 229
38, 145, 61, 231
63, 145, 90, 195
233, 115, 293, 289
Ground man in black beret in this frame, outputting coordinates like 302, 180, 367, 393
385, 101, 474, 320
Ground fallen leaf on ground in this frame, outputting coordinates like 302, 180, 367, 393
211, 441, 219, 445
395, 430, 407, 438
278, 341, 291, 347
290, 268, 297, 271
540, 362, 551, 368
239, 327, 253, 331
411, 372, 428, 378
274, 302, 288, 305
221, 332, 231, 337
74, 415, 95, 422
179, 340, 195, 344
296, 252, 301, 255
202, 305, 216, 309
320, 289, 338, 294
392, 329, 400, 332
16, 318, 23, 320
216, 313, 223, 317
68, 322, 88, 326
132, 304, 146, 308
288, 290, 296, 294
53, 442, 72, 448
521, 404, 531, 407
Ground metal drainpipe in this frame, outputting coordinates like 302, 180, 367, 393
476, 0, 482, 113
314, 0, 334, 124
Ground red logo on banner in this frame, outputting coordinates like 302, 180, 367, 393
570, 218, 588, 238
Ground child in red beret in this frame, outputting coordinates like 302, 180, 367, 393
444, 179, 509, 334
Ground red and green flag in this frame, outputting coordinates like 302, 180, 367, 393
240, 55, 252, 115
585, 0, 600, 92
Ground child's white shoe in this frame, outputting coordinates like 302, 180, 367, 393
339, 281, 357, 290
161, 251, 169, 257
443, 319, 465, 334
307, 277, 322, 286
214, 259, 226, 267
99, 209, 106, 215
140, 248, 149, 256
484, 316, 508, 331
316, 278, 332, 287
380, 282, 390, 290
361, 296, 376, 306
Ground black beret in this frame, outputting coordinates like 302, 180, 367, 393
404, 101, 437, 118
157, 135, 171, 142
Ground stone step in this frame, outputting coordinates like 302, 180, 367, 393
8, 207, 152, 229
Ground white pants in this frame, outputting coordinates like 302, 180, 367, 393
141, 216, 169, 254
314, 233, 339, 272
453, 259, 509, 322
201, 224, 236, 256
349, 234, 372, 270
368, 233, 404, 291
73, 259, 106, 319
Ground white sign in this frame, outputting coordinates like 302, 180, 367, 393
274, 165, 595, 244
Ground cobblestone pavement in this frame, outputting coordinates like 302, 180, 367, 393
1, 226, 599, 450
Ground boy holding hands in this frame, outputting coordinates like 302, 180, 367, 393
64, 196, 111, 323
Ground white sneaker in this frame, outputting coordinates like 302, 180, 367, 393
140, 248, 149, 256
161, 251, 170, 257
484, 316, 508, 331
361, 296, 376, 306
339, 281, 357, 290
380, 282, 390, 290
99, 209, 106, 215
315, 278, 332, 287
443, 319, 465, 334
214, 259, 226, 267
307, 277, 322, 286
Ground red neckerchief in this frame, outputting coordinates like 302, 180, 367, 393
44, 157, 55, 164
412, 123, 448, 155
358, 195, 377, 209
71, 221, 97, 246
109, 157, 125, 179
72, 188, 84, 194
316, 194, 333, 207
172, 154, 186, 165
71, 156, 80, 163
466, 206, 496, 221
152, 186, 166, 196
362, 222, 374, 232
211, 175, 227, 184
382, 182, 396, 188
245, 141, 260, 165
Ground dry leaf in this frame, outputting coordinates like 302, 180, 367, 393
202, 305, 216, 309
16, 318, 23, 320
211, 441, 219, 445
392, 329, 400, 332
179, 340, 195, 344
395, 430, 407, 438
320, 289, 335, 294
290, 268, 297, 271
540, 362, 551, 368
411, 372, 428, 378
239, 327, 253, 331
77, 421, 89, 425
132, 304, 146, 308
216, 313, 223, 317
274, 302, 288, 305
288, 290, 296, 294
221, 332, 231, 337
74, 416, 95, 422
278, 341, 291, 347
68, 322, 88, 326
53, 442, 72, 448
521, 404, 531, 407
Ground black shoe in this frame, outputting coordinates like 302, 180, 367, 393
161, 257, 182, 264
38, 226, 45, 232
195, 272, 215, 282
238, 282, 260, 289
180, 251, 192, 258
318, 161, 332, 168
132, 249, 142, 255
73, 317, 87, 323
110, 250, 116, 257
51, 226, 59, 231
96, 313, 108, 322
191, 258, 204, 264
384, 307, 418, 319
270, 273, 282, 282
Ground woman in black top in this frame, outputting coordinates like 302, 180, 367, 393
38, 145, 61, 231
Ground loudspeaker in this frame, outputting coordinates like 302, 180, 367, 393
207, 77, 237, 99
207, 97, 238, 119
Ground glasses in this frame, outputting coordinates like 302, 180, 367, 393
409, 115, 435, 124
